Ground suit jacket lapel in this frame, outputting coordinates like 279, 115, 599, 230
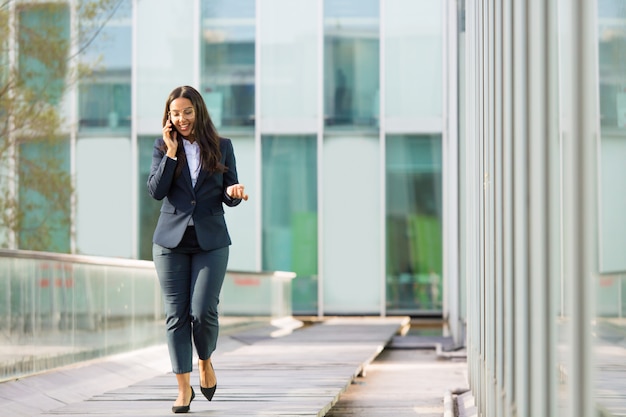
194, 170, 208, 192
181, 161, 195, 195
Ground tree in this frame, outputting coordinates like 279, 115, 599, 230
0, 0, 122, 251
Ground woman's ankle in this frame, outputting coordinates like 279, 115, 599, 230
198, 358, 216, 387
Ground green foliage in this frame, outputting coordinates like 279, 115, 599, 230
18, 3, 70, 105
18, 138, 71, 252
0, 0, 121, 251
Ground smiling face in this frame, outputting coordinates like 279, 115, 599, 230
168, 97, 196, 137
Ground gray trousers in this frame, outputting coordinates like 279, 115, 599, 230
153, 227, 229, 374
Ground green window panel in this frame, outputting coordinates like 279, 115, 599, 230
201, 0, 256, 129
262, 135, 318, 314
18, 138, 71, 252
386, 134, 442, 312
18, 3, 70, 105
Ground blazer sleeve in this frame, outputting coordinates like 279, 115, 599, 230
221, 138, 243, 208
147, 137, 178, 201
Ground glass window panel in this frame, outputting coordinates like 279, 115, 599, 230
260, 0, 318, 131
78, 0, 132, 133
322, 134, 380, 313
138, 136, 162, 260
595, 3, 626, 414
598, 0, 626, 131
386, 134, 442, 313
201, 0, 256, 129
225, 136, 257, 271
135, 0, 195, 133
75, 137, 132, 258
599, 135, 626, 273
597, 0, 626, 273
18, 4, 70, 105
384, 0, 443, 122
79, 83, 131, 131
18, 138, 71, 252
262, 135, 318, 314
324, 0, 379, 129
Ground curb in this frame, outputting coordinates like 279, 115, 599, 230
444, 390, 455, 417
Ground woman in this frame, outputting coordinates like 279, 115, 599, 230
148, 85, 248, 414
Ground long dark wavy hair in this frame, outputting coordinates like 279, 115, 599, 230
161, 85, 227, 177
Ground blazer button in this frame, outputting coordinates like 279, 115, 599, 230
191, 200, 196, 205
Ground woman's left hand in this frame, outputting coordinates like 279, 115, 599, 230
227, 184, 249, 201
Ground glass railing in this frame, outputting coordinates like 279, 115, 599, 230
221, 270, 295, 318
594, 272, 626, 417
0, 249, 295, 382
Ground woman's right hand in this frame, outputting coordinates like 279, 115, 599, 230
163, 118, 178, 158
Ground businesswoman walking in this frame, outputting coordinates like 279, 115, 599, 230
148, 85, 248, 413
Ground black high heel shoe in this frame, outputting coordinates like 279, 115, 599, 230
172, 386, 195, 414
200, 384, 217, 401
200, 362, 217, 401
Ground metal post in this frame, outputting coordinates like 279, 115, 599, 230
512, 0, 529, 415
564, 0, 598, 416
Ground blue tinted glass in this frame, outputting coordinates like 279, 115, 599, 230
138, 136, 162, 260
597, 0, 626, 274
598, 0, 626, 18
19, 4, 70, 105
597, 0, 626, 130
78, 0, 132, 132
19, 139, 71, 252
201, 0, 256, 129
79, 83, 131, 130
324, 0, 379, 18
204, 0, 255, 19
262, 135, 318, 314
324, 0, 379, 128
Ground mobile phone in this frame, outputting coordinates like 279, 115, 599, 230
168, 117, 179, 137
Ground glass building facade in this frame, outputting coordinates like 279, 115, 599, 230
3, 0, 448, 317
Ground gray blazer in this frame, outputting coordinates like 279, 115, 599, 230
147, 137, 242, 250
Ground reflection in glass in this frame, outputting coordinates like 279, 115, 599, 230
78, 0, 132, 132
594, 2, 626, 415
324, 0, 379, 128
597, 0, 626, 274
259, 0, 318, 128
201, 0, 255, 129
79, 83, 131, 131
384, 0, 443, 121
386, 135, 442, 312
262, 135, 318, 314
598, 0, 626, 131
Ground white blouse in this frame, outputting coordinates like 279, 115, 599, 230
183, 138, 201, 187
182, 138, 201, 227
